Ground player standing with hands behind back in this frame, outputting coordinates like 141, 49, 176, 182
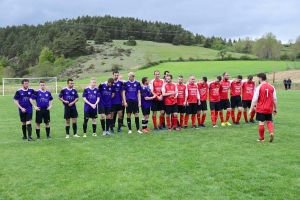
249, 73, 277, 142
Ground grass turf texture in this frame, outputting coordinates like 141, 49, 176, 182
0, 90, 299, 199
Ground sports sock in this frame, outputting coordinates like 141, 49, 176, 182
36, 129, 40, 138
27, 124, 32, 137
145, 119, 148, 129
127, 118, 132, 130
173, 115, 178, 128
237, 111, 242, 122
215, 111, 219, 123
259, 125, 264, 140
211, 110, 215, 124
113, 112, 117, 127
184, 115, 189, 126
65, 126, 70, 135
72, 123, 77, 135
135, 117, 140, 130
92, 124, 96, 133
101, 119, 105, 131
109, 119, 114, 130
201, 113, 206, 124
250, 111, 256, 120
231, 110, 236, 123
243, 111, 248, 122
267, 121, 274, 133
197, 113, 201, 125
226, 111, 231, 122
83, 118, 88, 133
166, 116, 171, 128
22, 125, 27, 138
219, 111, 224, 123
46, 127, 50, 137
191, 114, 196, 126
105, 119, 110, 131
180, 114, 184, 127
142, 120, 146, 129
159, 115, 164, 127
118, 118, 122, 130
152, 116, 157, 128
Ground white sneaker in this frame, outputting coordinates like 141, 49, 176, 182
137, 130, 143, 134
73, 134, 80, 137
65, 134, 70, 139
128, 130, 132, 134
106, 131, 110, 135
102, 131, 106, 136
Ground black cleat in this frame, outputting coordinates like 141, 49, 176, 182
249, 119, 255, 123
28, 137, 34, 142
47, 136, 52, 139
201, 124, 206, 128
183, 126, 188, 129
269, 134, 274, 142
120, 124, 126, 127
36, 137, 40, 140
22, 136, 27, 140
245, 121, 249, 124
235, 122, 240, 125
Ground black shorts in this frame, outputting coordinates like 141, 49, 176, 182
36, 108, 50, 124
111, 104, 124, 112
198, 101, 207, 111
64, 107, 78, 119
98, 106, 111, 115
231, 96, 242, 108
210, 101, 220, 111
242, 100, 252, 109
220, 99, 230, 110
165, 104, 178, 115
256, 112, 272, 122
177, 105, 186, 114
84, 111, 98, 119
20, 113, 32, 122
142, 107, 151, 116
126, 100, 139, 114
151, 100, 165, 111
186, 103, 198, 115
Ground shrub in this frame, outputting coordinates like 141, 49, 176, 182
111, 64, 123, 71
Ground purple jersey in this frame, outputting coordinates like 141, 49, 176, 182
98, 83, 114, 108
30, 90, 53, 108
14, 88, 35, 114
141, 85, 153, 108
123, 80, 141, 102
112, 80, 123, 105
82, 87, 100, 112
58, 87, 79, 109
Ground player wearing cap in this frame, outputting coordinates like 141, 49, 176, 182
208, 76, 222, 128
242, 75, 256, 123
176, 75, 186, 128
197, 77, 208, 127
230, 75, 243, 125
219, 72, 232, 126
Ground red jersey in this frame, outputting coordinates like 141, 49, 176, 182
149, 79, 164, 101
219, 80, 231, 100
253, 83, 277, 114
208, 81, 221, 102
242, 81, 256, 100
185, 83, 199, 103
197, 82, 208, 101
162, 83, 177, 105
230, 80, 242, 97
176, 83, 186, 106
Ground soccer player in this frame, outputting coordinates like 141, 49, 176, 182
163, 71, 170, 82
58, 79, 80, 138
98, 78, 115, 135
184, 75, 200, 129
82, 77, 100, 137
176, 75, 186, 128
141, 77, 156, 132
230, 75, 243, 125
30, 81, 53, 140
242, 75, 256, 123
208, 76, 222, 128
249, 73, 277, 142
122, 72, 142, 134
162, 75, 180, 131
111, 71, 125, 132
197, 77, 208, 127
118, 75, 126, 127
149, 70, 165, 131
14, 79, 35, 141
219, 72, 232, 126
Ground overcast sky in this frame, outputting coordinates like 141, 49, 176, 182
0, 0, 299, 43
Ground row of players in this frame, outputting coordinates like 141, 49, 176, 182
14, 70, 277, 142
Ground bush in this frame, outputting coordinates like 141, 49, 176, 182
88, 64, 95, 70
280, 53, 290, 60
178, 56, 184, 61
111, 64, 123, 71
189, 57, 195, 61
240, 55, 252, 60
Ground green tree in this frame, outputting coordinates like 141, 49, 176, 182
124, 36, 137, 46
37, 61, 55, 77
204, 38, 211, 48
216, 49, 228, 60
172, 34, 181, 45
0, 57, 9, 67
94, 28, 106, 44
38, 46, 55, 65
54, 54, 66, 67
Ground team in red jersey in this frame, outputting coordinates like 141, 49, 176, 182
208, 76, 222, 127
242, 75, 256, 123
197, 77, 208, 127
250, 73, 277, 142
230, 75, 243, 125
219, 72, 232, 126
176, 75, 187, 128
184, 76, 200, 128
162, 75, 180, 131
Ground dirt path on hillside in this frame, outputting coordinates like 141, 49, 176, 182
267, 70, 300, 83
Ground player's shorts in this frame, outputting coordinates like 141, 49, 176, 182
220, 99, 230, 110
64, 106, 78, 119
126, 100, 139, 114
210, 101, 220, 111
36, 108, 50, 123
198, 100, 207, 111
186, 103, 198, 115
256, 112, 272, 122
165, 104, 178, 115
19, 113, 32, 122
177, 105, 186, 114
242, 100, 252, 108
84, 111, 98, 119
111, 104, 123, 112
151, 100, 165, 111
230, 96, 242, 108
142, 107, 151, 116
98, 106, 111, 115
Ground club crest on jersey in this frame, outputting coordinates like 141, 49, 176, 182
39, 94, 42, 96
28, 92, 31, 95
134, 84, 136, 87
94, 91, 96, 94
109, 88, 111, 90
72, 92, 74, 94
117, 84, 119, 86
66, 92, 68, 94
46, 94, 48, 96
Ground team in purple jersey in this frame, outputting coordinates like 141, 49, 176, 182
30, 81, 53, 140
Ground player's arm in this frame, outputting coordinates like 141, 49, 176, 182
69, 91, 79, 106
273, 88, 278, 114
48, 93, 54, 110
111, 92, 115, 99
174, 85, 178, 98
184, 85, 188, 106
249, 86, 260, 115
30, 91, 40, 111
137, 82, 141, 107
161, 84, 171, 96
197, 87, 201, 105
58, 89, 69, 104
122, 90, 127, 107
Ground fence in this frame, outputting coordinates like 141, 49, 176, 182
271, 83, 300, 90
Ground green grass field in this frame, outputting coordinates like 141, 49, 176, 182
0, 90, 299, 199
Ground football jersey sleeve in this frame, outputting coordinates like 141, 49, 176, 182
74, 89, 79, 98
273, 87, 277, 102
49, 92, 53, 101
161, 83, 166, 94
185, 84, 189, 97
149, 80, 154, 90
30, 91, 38, 100
82, 89, 88, 98
252, 85, 261, 102
59, 89, 64, 98
196, 86, 200, 99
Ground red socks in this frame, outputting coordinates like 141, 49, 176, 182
159, 115, 164, 127
173, 115, 178, 128
219, 111, 224, 123
226, 111, 231, 122
237, 111, 242, 123
211, 110, 216, 124
180, 114, 184, 127
267, 121, 274, 133
197, 113, 201, 125
184, 115, 189, 126
243, 111, 248, 122
250, 111, 256, 120
231, 110, 236, 123
259, 125, 265, 140
166, 116, 171, 129
152, 116, 157, 128
201, 113, 206, 124
215, 111, 219, 123
191, 114, 196, 126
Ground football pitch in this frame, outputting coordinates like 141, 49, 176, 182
0, 90, 299, 199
